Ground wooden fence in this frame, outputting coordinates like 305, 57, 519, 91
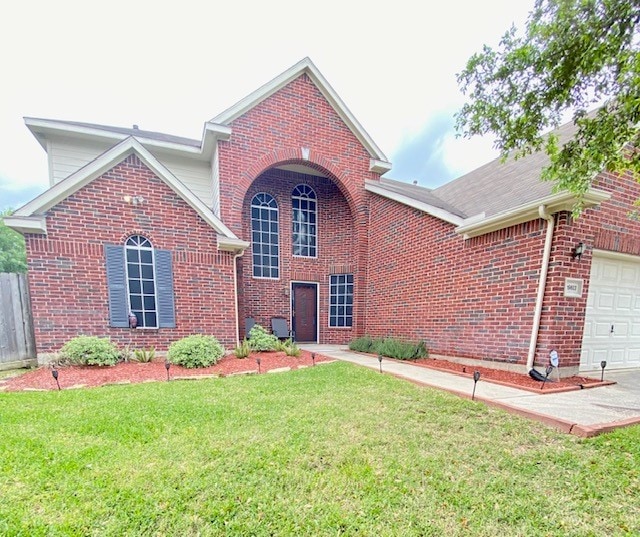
0, 273, 36, 369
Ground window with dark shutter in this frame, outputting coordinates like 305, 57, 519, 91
105, 237, 176, 329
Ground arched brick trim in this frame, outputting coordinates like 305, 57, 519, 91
117, 230, 159, 246
244, 149, 359, 217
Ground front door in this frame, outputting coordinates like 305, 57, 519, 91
292, 283, 317, 342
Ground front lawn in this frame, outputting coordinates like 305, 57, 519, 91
0, 362, 638, 536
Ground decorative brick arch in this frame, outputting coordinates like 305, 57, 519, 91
245, 148, 360, 217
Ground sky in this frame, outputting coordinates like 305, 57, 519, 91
0, 0, 535, 211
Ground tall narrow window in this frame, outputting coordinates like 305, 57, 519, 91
329, 274, 353, 327
292, 184, 317, 257
125, 235, 158, 328
251, 193, 279, 278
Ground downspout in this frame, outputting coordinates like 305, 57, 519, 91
232, 250, 245, 348
526, 205, 555, 371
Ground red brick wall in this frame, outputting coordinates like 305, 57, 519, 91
535, 170, 640, 367
25, 155, 237, 358
239, 168, 356, 343
366, 170, 640, 370
218, 73, 382, 341
366, 198, 546, 365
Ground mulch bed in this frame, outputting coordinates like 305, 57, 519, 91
408, 356, 612, 393
0, 350, 330, 392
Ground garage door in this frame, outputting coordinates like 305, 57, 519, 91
580, 252, 640, 371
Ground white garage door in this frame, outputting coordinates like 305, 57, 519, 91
580, 252, 640, 371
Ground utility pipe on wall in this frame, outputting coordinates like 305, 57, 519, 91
526, 205, 555, 371
232, 250, 245, 348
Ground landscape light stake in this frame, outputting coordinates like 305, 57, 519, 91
165, 360, 171, 381
51, 367, 61, 391
312, 352, 316, 366
541, 365, 554, 390
377, 354, 383, 373
256, 357, 261, 374
472, 371, 480, 400
600, 360, 607, 382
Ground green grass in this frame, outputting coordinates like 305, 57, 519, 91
0, 362, 638, 536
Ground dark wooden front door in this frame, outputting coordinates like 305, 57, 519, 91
292, 283, 317, 342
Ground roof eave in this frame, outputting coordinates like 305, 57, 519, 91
365, 180, 465, 226
217, 235, 250, 253
3, 215, 47, 235
369, 159, 392, 174
24, 117, 210, 159
455, 189, 612, 239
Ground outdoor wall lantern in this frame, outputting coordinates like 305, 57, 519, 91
571, 241, 585, 260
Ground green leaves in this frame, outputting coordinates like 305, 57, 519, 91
0, 209, 27, 273
456, 0, 640, 213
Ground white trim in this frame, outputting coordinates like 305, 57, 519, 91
217, 235, 250, 252
11, 137, 238, 240
592, 249, 640, 263
24, 117, 232, 163
369, 159, 392, 174
365, 180, 465, 226
291, 281, 319, 343
211, 57, 390, 163
456, 189, 612, 238
2, 215, 47, 234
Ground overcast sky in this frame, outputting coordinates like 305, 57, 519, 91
0, 0, 534, 211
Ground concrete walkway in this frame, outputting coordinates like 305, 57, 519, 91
301, 344, 640, 437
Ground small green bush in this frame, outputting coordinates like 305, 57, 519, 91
234, 339, 251, 359
167, 335, 224, 368
349, 335, 375, 353
284, 341, 301, 357
59, 335, 121, 366
132, 347, 156, 363
248, 324, 278, 351
348, 336, 427, 361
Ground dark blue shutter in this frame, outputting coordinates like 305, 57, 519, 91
105, 244, 128, 327
155, 249, 176, 328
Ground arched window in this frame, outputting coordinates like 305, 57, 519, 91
125, 235, 158, 328
251, 193, 279, 278
292, 184, 317, 257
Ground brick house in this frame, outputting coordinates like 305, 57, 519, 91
5, 58, 640, 375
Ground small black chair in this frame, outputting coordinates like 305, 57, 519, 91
271, 317, 294, 340
245, 317, 256, 338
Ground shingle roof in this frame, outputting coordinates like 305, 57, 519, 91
27, 118, 202, 148
376, 178, 467, 217
431, 119, 580, 218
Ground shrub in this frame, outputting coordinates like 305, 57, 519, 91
348, 336, 428, 361
167, 335, 224, 368
132, 347, 156, 363
58, 335, 121, 366
248, 324, 278, 351
349, 335, 375, 353
284, 341, 301, 357
234, 339, 251, 359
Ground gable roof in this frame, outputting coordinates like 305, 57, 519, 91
5, 137, 247, 250
211, 57, 391, 171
